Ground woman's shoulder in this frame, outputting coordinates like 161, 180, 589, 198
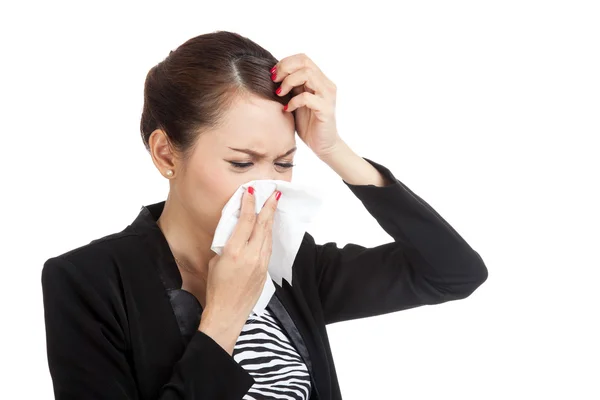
41, 225, 144, 291
49, 223, 141, 260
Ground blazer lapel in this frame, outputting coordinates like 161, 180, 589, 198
268, 289, 313, 375
271, 279, 329, 400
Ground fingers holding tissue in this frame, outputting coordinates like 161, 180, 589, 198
227, 186, 257, 250
211, 180, 323, 316
247, 189, 279, 257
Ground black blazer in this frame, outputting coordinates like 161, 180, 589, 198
41, 158, 488, 399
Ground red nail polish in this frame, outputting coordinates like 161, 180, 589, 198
275, 191, 282, 201
248, 186, 254, 195
283, 104, 288, 111
276, 87, 282, 95
271, 73, 277, 81
270, 66, 277, 74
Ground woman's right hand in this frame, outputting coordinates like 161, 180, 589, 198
198, 186, 281, 355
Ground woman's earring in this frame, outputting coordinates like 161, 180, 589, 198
166, 169, 173, 178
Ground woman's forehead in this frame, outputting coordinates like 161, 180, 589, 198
196, 96, 295, 150
194, 119, 296, 156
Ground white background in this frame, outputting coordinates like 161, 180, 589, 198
1, 1, 599, 398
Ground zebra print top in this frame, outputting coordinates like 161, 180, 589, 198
232, 307, 312, 399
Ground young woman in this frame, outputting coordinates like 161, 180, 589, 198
41, 30, 488, 400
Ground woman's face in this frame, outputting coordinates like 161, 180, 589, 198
175, 94, 296, 234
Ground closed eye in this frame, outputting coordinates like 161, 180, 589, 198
229, 161, 253, 169
275, 162, 295, 168
227, 161, 295, 170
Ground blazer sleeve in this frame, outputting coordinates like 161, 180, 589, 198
311, 157, 489, 325
41, 256, 254, 399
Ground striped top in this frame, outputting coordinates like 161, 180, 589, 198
232, 307, 312, 399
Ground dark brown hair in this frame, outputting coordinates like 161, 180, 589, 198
140, 30, 292, 163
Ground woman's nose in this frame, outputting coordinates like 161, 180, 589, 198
253, 165, 280, 181
255, 173, 279, 182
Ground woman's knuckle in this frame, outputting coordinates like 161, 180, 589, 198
224, 246, 240, 260
268, 200, 278, 212
246, 253, 260, 267
242, 212, 256, 224
254, 216, 265, 229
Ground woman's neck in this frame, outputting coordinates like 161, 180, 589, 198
156, 196, 214, 286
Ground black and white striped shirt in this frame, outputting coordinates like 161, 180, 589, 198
233, 307, 312, 399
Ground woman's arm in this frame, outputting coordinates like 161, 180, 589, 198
41, 256, 254, 399
311, 153, 488, 325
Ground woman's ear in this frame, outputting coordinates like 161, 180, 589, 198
149, 128, 178, 178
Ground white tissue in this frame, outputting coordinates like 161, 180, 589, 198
211, 179, 322, 317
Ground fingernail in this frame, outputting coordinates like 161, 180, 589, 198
283, 104, 288, 111
271, 73, 277, 81
247, 186, 254, 195
275, 191, 282, 201
276, 87, 282, 95
270, 66, 277, 74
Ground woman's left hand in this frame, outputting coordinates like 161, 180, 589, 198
271, 54, 341, 159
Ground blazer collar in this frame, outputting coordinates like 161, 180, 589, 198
129, 200, 184, 288
128, 200, 202, 343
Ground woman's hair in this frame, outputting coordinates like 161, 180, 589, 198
140, 30, 292, 163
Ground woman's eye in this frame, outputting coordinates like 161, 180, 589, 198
229, 161, 253, 169
228, 161, 295, 170
275, 162, 295, 169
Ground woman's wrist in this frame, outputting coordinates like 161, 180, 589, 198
198, 307, 245, 356
318, 140, 389, 187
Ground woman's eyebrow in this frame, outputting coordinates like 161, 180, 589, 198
228, 146, 297, 159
